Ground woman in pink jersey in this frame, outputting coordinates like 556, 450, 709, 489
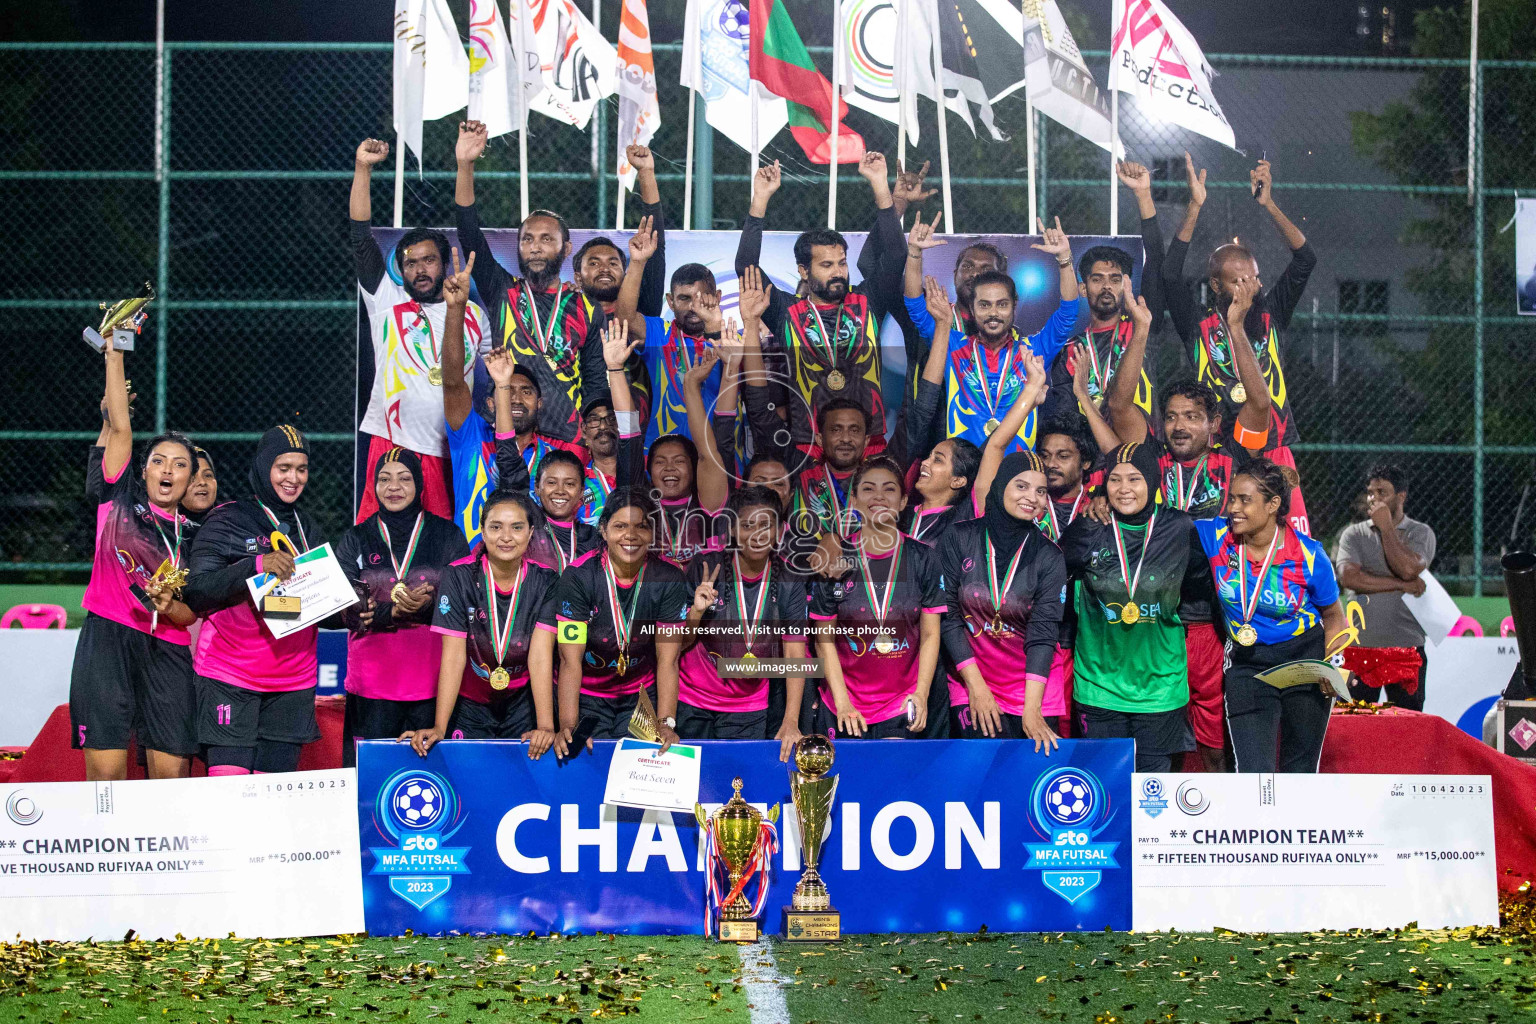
183, 426, 335, 775
939, 451, 1069, 747
809, 457, 945, 739
678, 486, 809, 758
335, 447, 469, 766
406, 492, 562, 757
553, 487, 693, 750
72, 339, 200, 780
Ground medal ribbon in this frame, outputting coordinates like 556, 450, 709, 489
857, 533, 905, 638
1040, 489, 1086, 542
150, 510, 182, 571
1110, 511, 1157, 614
658, 502, 689, 559
984, 530, 1029, 624
546, 522, 577, 571
1173, 456, 1209, 512
403, 301, 441, 374
603, 553, 647, 661
483, 556, 525, 669
258, 501, 309, 552
520, 284, 576, 359
732, 554, 773, 656
968, 334, 1015, 422
377, 512, 424, 584
804, 300, 849, 370
1235, 528, 1282, 631
819, 467, 846, 529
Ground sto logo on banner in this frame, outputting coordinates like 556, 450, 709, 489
1024, 766, 1122, 904
369, 768, 472, 909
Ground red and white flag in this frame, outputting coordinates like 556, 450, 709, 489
1109, 0, 1235, 149
615, 0, 660, 191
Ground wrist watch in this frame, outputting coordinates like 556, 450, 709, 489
662, 716, 677, 730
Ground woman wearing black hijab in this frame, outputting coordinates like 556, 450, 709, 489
1059, 442, 1212, 772
335, 447, 469, 766
939, 451, 1068, 746
184, 425, 335, 776
182, 446, 221, 524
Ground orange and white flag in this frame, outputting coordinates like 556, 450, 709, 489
615, 0, 660, 191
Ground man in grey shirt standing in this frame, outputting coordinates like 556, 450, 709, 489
1335, 464, 1437, 710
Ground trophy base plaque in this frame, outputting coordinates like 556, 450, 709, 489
263, 595, 303, 619
717, 919, 759, 944
781, 908, 840, 942
83, 327, 138, 353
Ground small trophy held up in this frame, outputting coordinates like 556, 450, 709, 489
782, 733, 841, 942
628, 687, 661, 743
260, 531, 303, 619
696, 778, 779, 943
83, 282, 154, 353
145, 557, 189, 633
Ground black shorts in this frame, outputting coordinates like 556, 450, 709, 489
577, 689, 652, 740
70, 613, 197, 756
809, 696, 915, 739
1075, 702, 1194, 772
342, 693, 437, 767
676, 702, 769, 740
196, 676, 321, 749
449, 691, 535, 739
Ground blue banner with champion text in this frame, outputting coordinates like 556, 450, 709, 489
356, 738, 1133, 935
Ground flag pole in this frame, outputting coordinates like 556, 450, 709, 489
895, 0, 908, 169
750, 86, 760, 187
684, 86, 697, 230
828, 0, 842, 229
931, 1, 953, 234
1026, 100, 1037, 230
615, 107, 627, 229
1466, 0, 1479, 208
393, 131, 405, 229
1108, 0, 1119, 237
514, 0, 531, 223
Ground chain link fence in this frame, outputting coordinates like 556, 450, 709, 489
2, 40, 1533, 593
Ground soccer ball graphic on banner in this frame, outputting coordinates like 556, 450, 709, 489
1045, 774, 1096, 827
389, 775, 447, 831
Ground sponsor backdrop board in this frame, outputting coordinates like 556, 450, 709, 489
357, 738, 1133, 935
1131, 773, 1498, 933
0, 771, 364, 940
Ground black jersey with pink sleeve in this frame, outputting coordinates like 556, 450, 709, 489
808, 535, 944, 724
938, 520, 1068, 717
552, 551, 692, 698
82, 446, 197, 645
678, 550, 808, 713
432, 556, 559, 704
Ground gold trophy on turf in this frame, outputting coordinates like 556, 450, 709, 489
83, 281, 155, 353
782, 733, 841, 941
696, 778, 779, 943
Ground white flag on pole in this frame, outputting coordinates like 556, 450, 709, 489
841, 0, 929, 144
616, 0, 660, 192
681, 0, 788, 156
529, 0, 617, 130
1109, 0, 1236, 149
467, 0, 514, 139
507, 0, 546, 130
393, 0, 469, 167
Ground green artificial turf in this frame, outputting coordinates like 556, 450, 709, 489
3, 929, 1534, 1024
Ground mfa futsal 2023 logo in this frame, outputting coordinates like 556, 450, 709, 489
369, 769, 471, 910
1023, 766, 1121, 905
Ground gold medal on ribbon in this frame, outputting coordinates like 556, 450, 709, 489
1231, 382, 1247, 404
428, 366, 443, 387
604, 553, 646, 678
1121, 603, 1141, 625
873, 633, 899, 655
990, 616, 1004, 635
1109, 512, 1157, 630
483, 557, 526, 693
1234, 623, 1258, 646
740, 651, 758, 662
857, 536, 905, 658
616, 653, 630, 676
1232, 528, 1281, 650
489, 666, 511, 690
826, 369, 847, 391
390, 581, 410, 604
984, 418, 1001, 435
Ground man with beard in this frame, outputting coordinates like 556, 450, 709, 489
1043, 161, 1164, 434
612, 217, 728, 449
733, 154, 906, 456
1163, 152, 1316, 533
1035, 419, 1097, 544
351, 137, 491, 522
904, 214, 1083, 454
454, 120, 607, 443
